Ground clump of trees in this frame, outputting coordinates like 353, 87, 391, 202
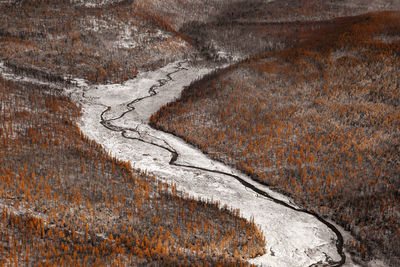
145, 0, 400, 62
0, 77, 265, 265
0, 0, 193, 84
151, 11, 400, 266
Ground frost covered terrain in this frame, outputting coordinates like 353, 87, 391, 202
1, 0, 398, 265
66, 61, 358, 267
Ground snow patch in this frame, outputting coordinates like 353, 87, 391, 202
72, 0, 123, 7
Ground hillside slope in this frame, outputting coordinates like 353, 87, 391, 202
0, 75, 267, 265
142, 0, 400, 60
0, 0, 194, 84
151, 11, 400, 266
0, 0, 268, 265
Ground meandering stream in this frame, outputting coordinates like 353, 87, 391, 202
102, 62, 346, 267
1, 60, 352, 267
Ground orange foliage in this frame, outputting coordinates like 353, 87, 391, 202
151, 11, 400, 266
0, 78, 265, 265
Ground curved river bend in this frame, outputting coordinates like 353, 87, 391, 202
67, 61, 351, 267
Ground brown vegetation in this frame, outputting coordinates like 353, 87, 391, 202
150, 0, 400, 61
0, 77, 265, 265
0, 0, 194, 84
151, 11, 400, 266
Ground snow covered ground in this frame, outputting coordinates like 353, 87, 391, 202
0, 59, 357, 266
65, 61, 357, 267
72, 0, 123, 7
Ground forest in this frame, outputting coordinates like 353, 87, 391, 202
151, 10, 400, 267
1, 0, 399, 266
0, 1, 269, 265
0, 0, 194, 84
0, 77, 265, 265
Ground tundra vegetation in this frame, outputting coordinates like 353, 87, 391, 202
151, 11, 400, 266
